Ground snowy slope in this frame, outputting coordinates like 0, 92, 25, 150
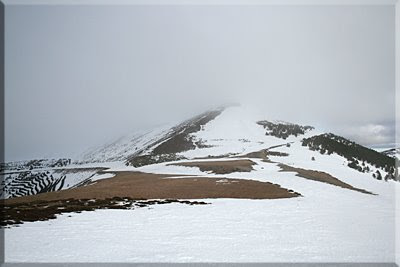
3, 104, 399, 263
0, 166, 106, 199
5, 161, 398, 262
80, 105, 395, 182
2, 105, 396, 199
180, 105, 320, 159
79, 105, 319, 165
107, 105, 393, 182
80, 123, 176, 163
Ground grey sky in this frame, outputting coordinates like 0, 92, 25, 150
5, 4, 395, 161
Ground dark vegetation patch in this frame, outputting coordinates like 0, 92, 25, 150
194, 140, 213, 149
169, 160, 256, 174
257, 121, 314, 139
278, 163, 374, 195
302, 134, 397, 181
240, 146, 289, 161
127, 109, 223, 167
129, 154, 187, 168
266, 151, 289, 157
1, 198, 209, 227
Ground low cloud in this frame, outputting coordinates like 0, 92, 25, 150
338, 123, 395, 147
4, 5, 395, 160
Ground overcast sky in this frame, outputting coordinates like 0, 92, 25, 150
5, 4, 395, 161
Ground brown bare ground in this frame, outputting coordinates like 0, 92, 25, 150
1, 198, 209, 227
3, 171, 300, 206
240, 148, 288, 160
240, 147, 374, 195
277, 164, 374, 195
169, 159, 256, 174
240, 149, 269, 160
1, 171, 301, 226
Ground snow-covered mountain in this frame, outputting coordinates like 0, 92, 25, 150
1, 105, 397, 199
3, 104, 399, 262
81, 104, 397, 179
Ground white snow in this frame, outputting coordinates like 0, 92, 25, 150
3, 105, 398, 263
177, 106, 321, 161
80, 123, 177, 163
5, 179, 397, 263
5, 157, 398, 262
266, 141, 393, 193
90, 173, 116, 182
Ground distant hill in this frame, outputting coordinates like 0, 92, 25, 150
2, 105, 398, 199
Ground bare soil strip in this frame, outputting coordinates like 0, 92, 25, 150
240, 148, 288, 161
169, 159, 256, 174
240, 150, 270, 160
1, 171, 301, 226
239, 148, 374, 195
277, 164, 374, 195
3, 172, 299, 205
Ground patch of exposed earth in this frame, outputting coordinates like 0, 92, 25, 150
237, 148, 374, 195
168, 159, 256, 174
277, 164, 374, 195
2, 145, 376, 228
1, 171, 301, 226
1, 198, 208, 227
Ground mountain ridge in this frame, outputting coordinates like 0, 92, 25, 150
1, 105, 398, 200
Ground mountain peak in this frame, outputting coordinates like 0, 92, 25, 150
79, 105, 319, 166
